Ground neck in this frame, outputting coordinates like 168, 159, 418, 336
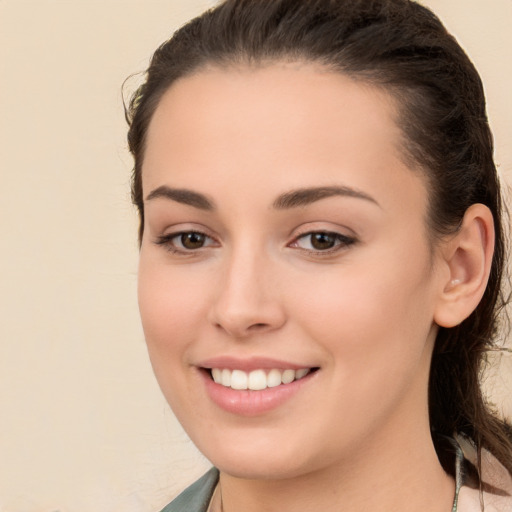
217, 418, 454, 512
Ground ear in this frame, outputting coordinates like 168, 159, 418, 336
433, 203, 495, 328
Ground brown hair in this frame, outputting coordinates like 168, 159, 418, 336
126, 0, 511, 479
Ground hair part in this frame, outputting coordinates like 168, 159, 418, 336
125, 0, 511, 478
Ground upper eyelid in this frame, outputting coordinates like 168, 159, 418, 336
158, 230, 218, 243
290, 224, 357, 240
294, 229, 353, 238
158, 224, 218, 239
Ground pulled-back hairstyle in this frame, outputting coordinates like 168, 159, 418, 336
126, 0, 511, 479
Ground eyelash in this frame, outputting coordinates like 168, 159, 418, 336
154, 231, 218, 255
154, 230, 356, 256
289, 231, 357, 255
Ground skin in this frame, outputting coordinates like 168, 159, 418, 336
137, 62, 487, 512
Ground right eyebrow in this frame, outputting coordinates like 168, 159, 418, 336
272, 185, 380, 209
145, 186, 215, 211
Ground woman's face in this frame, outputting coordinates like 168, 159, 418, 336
138, 63, 446, 479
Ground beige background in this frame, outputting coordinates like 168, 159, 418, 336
0, 1, 510, 511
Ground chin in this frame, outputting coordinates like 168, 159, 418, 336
215, 454, 311, 481
192, 430, 321, 481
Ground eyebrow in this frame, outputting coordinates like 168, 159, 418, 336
145, 186, 215, 210
144, 184, 379, 211
273, 186, 380, 209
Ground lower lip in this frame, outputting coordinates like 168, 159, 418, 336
201, 369, 317, 416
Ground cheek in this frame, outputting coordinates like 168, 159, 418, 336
137, 255, 210, 373
288, 249, 437, 378
284, 261, 437, 449
137, 257, 218, 426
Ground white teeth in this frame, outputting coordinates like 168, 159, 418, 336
281, 369, 295, 384
210, 368, 312, 390
221, 368, 231, 387
248, 369, 267, 390
295, 368, 309, 379
267, 368, 282, 388
211, 368, 222, 384
231, 370, 248, 390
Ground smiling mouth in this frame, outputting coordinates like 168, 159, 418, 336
208, 367, 318, 391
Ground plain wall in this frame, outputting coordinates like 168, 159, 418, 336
0, 1, 510, 511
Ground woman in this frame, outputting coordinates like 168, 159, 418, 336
125, 0, 512, 510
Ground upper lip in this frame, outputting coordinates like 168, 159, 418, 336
197, 356, 316, 372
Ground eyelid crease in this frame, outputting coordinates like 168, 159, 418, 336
288, 223, 358, 242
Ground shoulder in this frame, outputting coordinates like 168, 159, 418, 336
458, 486, 512, 512
457, 436, 512, 512
159, 468, 219, 512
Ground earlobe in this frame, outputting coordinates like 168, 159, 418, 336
433, 204, 495, 328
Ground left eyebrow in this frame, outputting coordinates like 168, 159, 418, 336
273, 186, 380, 209
145, 186, 215, 210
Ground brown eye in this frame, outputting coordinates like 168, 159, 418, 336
310, 233, 337, 250
180, 232, 206, 249
155, 230, 217, 253
291, 231, 356, 253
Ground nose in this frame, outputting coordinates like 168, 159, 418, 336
208, 245, 286, 339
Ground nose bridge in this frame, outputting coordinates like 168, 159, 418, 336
210, 238, 284, 337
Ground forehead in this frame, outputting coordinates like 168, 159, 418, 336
143, 62, 427, 214
146, 62, 402, 160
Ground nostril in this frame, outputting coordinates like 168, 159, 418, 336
249, 323, 269, 330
